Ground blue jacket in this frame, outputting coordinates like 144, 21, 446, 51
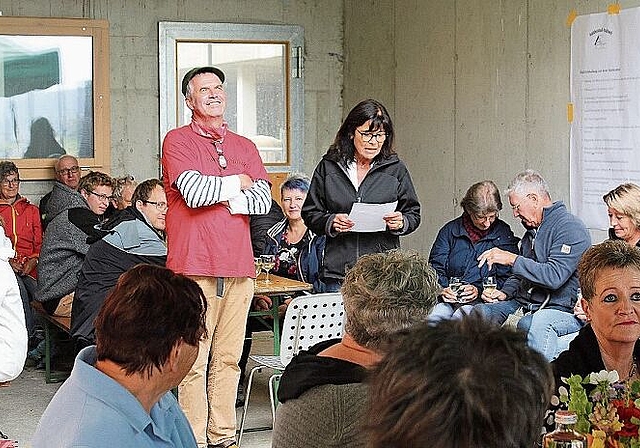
264, 219, 326, 293
429, 216, 519, 304
502, 201, 591, 312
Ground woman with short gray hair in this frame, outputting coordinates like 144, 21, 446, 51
429, 180, 519, 320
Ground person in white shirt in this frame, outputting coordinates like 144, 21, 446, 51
0, 224, 27, 384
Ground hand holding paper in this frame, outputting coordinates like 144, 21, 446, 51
332, 213, 355, 233
347, 201, 398, 232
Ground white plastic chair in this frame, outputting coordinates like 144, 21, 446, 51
237, 292, 345, 445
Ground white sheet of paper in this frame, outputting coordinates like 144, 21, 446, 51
348, 201, 398, 232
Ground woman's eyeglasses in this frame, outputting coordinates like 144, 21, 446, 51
356, 129, 387, 143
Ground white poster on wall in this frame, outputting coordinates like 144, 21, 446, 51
570, 7, 640, 231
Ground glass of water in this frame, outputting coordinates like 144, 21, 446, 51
483, 276, 497, 296
449, 277, 462, 295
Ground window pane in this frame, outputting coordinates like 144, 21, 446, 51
0, 35, 93, 159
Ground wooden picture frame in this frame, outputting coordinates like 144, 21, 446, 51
0, 17, 110, 179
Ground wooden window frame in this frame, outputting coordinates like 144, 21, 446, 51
0, 16, 110, 179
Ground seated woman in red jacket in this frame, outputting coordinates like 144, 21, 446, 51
0, 161, 42, 344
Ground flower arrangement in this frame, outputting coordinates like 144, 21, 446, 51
559, 370, 640, 448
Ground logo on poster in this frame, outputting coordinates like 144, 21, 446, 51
589, 27, 612, 49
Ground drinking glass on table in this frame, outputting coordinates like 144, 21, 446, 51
254, 257, 263, 278
483, 276, 497, 298
260, 254, 276, 283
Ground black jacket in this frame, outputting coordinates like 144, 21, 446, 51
278, 339, 367, 403
71, 207, 167, 343
552, 324, 640, 390
302, 153, 421, 281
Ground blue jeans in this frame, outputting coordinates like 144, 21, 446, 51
525, 309, 583, 361
16, 274, 37, 337
428, 302, 474, 322
473, 300, 583, 361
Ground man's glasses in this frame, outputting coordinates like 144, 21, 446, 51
213, 141, 227, 169
1, 178, 20, 187
88, 190, 114, 203
356, 129, 387, 143
56, 166, 80, 176
510, 194, 532, 213
142, 200, 168, 211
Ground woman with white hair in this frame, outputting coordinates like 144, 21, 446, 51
0, 224, 27, 385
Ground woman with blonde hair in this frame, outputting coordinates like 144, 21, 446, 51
603, 183, 640, 247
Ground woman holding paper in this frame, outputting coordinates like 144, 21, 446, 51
302, 99, 421, 291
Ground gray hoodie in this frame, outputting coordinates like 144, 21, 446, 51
37, 182, 98, 305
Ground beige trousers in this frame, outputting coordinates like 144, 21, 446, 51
179, 276, 253, 447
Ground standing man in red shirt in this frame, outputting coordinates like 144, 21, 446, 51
162, 66, 271, 448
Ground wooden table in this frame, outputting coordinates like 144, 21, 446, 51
251, 273, 312, 355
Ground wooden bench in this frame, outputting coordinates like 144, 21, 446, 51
30, 301, 71, 383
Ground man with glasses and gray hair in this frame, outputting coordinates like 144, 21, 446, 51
40, 155, 82, 230
474, 169, 590, 361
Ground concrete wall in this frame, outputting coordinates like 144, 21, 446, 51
344, 0, 640, 254
7, 0, 639, 253
0, 0, 344, 200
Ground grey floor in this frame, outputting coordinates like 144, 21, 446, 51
0, 334, 276, 448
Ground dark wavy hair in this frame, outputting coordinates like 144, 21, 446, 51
95, 264, 207, 377
326, 99, 396, 164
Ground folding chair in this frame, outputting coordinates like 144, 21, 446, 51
237, 292, 344, 445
